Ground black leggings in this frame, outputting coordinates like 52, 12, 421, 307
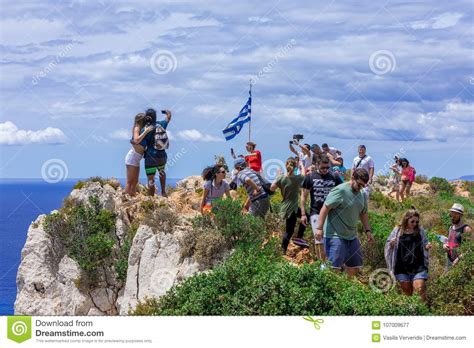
282, 208, 310, 252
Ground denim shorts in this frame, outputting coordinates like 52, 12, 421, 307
324, 237, 363, 269
395, 270, 428, 282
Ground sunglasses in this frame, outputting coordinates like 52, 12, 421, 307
319, 166, 330, 170
409, 219, 419, 224
218, 170, 226, 174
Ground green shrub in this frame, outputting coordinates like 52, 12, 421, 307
211, 197, 266, 246
142, 206, 179, 233
427, 242, 474, 315
73, 180, 86, 190
116, 239, 131, 282
73, 177, 120, 190
415, 175, 429, 184
360, 211, 397, 269
370, 191, 399, 211
461, 181, 474, 196
133, 243, 429, 316
429, 177, 454, 195
44, 196, 116, 283
193, 229, 228, 269
115, 223, 138, 282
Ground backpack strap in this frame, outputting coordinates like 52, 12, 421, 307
355, 155, 367, 169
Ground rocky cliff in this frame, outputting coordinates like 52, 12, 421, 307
14, 177, 205, 316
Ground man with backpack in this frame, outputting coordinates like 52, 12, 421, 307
351, 145, 374, 199
143, 108, 171, 197
443, 203, 472, 268
233, 158, 270, 218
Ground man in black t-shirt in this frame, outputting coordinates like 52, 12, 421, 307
300, 156, 342, 247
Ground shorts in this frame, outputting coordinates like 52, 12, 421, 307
125, 148, 143, 167
324, 237, 363, 269
145, 153, 167, 175
400, 179, 411, 186
395, 270, 428, 282
310, 214, 323, 245
249, 196, 270, 218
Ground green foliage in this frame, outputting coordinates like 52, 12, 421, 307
116, 239, 131, 282
461, 181, 474, 196
144, 207, 179, 233
359, 211, 397, 269
133, 243, 428, 316
429, 177, 454, 195
43, 196, 116, 283
415, 175, 428, 184
179, 198, 267, 270
73, 177, 120, 190
211, 197, 266, 245
193, 229, 228, 268
427, 242, 474, 315
370, 191, 399, 211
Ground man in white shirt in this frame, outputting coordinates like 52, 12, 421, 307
351, 145, 375, 198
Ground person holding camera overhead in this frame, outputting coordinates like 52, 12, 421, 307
124, 113, 155, 196
289, 135, 312, 175
143, 108, 172, 197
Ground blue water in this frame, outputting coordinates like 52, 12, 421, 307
0, 178, 180, 315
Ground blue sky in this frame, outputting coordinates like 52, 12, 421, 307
0, 0, 473, 181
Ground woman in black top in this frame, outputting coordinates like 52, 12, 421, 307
385, 208, 432, 301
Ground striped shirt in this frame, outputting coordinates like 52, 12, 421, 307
236, 168, 267, 201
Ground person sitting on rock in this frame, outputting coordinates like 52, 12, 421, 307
270, 157, 309, 254
385, 208, 432, 302
443, 203, 472, 268
125, 113, 154, 196
233, 158, 270, 218
200, 165, 231, 214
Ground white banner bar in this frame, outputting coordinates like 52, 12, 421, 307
1, 316, 472, 347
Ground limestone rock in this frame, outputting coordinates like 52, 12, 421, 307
15, 177, 205, 316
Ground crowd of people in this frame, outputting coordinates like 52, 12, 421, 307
123, 117, 471, 302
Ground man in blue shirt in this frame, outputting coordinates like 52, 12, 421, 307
143, 108, 171, 196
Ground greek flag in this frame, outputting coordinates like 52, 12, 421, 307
222, 89, 251, 141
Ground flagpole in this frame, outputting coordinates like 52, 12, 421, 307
248, 80, 252, 143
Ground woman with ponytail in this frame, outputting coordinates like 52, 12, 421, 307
270, 158, 310, 254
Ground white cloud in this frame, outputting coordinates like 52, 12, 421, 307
0, 18, 69, 45
410, 12, 463, 30
110, 129, 130, 140
248, 16, 272, 24
177, 129, 223, 142
0, 121, 67, 145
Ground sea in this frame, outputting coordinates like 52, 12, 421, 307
0, 178, 180, 315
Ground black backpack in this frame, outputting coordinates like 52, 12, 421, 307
253, 171, 275, 196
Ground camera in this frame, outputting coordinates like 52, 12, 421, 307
293, 134, 304, 141
161, 110, 167, 114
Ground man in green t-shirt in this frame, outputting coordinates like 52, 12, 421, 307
315, 168, 374, 277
